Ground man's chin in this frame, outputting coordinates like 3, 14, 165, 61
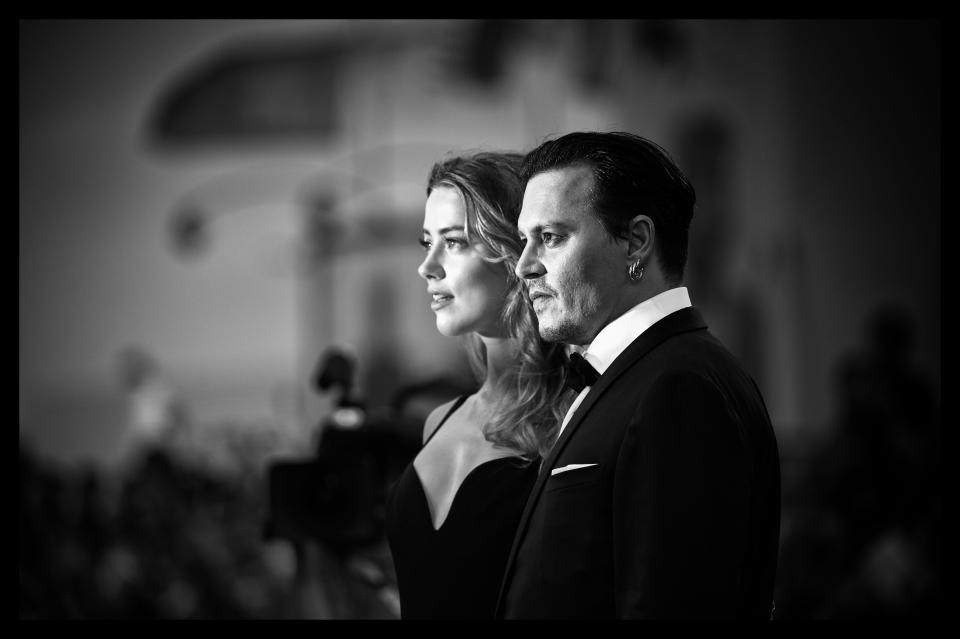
538, 316, 593, 345
538, 322, 572, 344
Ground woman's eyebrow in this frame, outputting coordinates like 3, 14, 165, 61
423, 226, 467, 235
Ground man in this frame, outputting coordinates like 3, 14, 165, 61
496, 132, 781, 619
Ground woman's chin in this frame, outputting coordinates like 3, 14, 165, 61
435, 319, 464, 337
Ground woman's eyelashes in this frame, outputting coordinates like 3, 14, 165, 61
419, 235, 468, 251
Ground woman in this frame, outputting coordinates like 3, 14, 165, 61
385, 152, 572, 618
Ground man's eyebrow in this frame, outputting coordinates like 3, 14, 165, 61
519, 222, 571, 237
519, 224, 542, 238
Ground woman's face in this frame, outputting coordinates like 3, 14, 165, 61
418, 186, 509, 338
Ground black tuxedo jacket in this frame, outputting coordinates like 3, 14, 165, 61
496, 307, 780, 619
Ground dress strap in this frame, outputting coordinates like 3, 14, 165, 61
422, 394, 469, 447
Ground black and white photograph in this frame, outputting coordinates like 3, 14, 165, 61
20, 19, 940, 620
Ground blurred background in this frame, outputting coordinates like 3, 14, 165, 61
20, 19, 940, 619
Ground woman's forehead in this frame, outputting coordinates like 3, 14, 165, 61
423, 186, 466, 231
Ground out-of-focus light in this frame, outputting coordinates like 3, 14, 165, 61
332, 407, 364, 429
169, 203, 211, 258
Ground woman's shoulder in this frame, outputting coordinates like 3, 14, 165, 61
421, 396, 466, 444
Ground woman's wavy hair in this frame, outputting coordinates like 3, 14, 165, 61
426, 152, 573, 459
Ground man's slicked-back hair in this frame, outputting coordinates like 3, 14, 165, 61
521, 131, 696, 283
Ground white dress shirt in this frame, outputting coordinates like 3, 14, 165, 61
557, 287, 693, 438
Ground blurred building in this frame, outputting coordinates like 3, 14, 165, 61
145, 19, 939, 440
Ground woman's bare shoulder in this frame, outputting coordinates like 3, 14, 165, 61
421, 397, 463, 444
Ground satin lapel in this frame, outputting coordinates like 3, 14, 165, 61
494, 307, 708, 615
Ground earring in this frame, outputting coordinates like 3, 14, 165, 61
628, 260, 644, 282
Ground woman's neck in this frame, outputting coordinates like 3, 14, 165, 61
475, 335, 520, 405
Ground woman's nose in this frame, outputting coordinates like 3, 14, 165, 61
418, 247, 444, 281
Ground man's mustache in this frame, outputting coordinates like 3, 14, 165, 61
525, 282, 557, 298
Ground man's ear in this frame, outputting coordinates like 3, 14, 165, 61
625, 214, 655, 263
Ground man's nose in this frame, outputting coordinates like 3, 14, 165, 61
515, 243, 545, 280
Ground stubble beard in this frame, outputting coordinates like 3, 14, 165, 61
535, 283, 605, 346
536, 308, 589, 345
531, 270, 605, 345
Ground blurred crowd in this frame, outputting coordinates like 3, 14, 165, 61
19, 348, 454, 620
774, 305, 941, 618
19, 426, 408, 619
21, 440, 293, 619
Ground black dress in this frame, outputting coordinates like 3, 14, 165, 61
386, 396, 539, 619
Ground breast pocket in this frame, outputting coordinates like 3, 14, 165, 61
545, 463, 602, 492
540, 463, 605, 583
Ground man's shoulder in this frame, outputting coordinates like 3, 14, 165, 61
612, 327, 755, 398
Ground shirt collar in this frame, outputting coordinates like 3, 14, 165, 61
581, 287, 692, 374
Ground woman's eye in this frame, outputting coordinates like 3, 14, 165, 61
444, 237, 467, 249
418, 238, 431, 251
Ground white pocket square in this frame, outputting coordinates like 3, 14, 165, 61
551, 463, 598, 476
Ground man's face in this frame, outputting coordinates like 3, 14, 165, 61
516, 166, 629, 346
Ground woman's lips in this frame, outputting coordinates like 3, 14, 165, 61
430, 293, 453, 310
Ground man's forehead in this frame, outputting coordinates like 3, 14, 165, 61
529, 165, 592, 196
521, 166, 594, 222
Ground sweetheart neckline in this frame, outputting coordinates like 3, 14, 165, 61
411, 456, 522, 532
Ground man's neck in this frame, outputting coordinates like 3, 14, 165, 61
578, 281, 672, 347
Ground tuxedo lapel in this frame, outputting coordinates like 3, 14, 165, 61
495, 307, 708, 615
544, 307, 707, 471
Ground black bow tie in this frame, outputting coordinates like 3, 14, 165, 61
565, 352, 600, 393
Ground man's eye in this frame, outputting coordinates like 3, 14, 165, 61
542, 232, 561, 246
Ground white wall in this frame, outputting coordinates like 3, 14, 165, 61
20, 20, 348, 466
